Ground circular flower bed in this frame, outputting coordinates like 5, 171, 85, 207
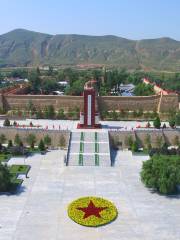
68, 196, 118, 227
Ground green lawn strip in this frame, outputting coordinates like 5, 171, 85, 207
10, 174, 23, 191
80, 132, 84, 141
95, 142, 99, 153
79, 154, 83, 166
95, 154, 99, 166
80, 142, 84, 153
9, 164, 30, 191
9, 165, 30, 176
95, 132, 98, 142
0, 153, 12, 163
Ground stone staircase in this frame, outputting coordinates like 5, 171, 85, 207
67, 131, 111, 166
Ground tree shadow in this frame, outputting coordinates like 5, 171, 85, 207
111, 149, 118, 166
0, 185, 26, 196
102, 124, 123, 129
149, 188, 180, 199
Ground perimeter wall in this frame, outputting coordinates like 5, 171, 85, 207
0, 94, 178, 112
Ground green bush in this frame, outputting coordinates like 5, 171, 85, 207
3, 118, 10, 127
175, 111, 180, 126
14, 134, 21, 146
0, 134, 6, 144
124, 136, 134, 149
153, 116, 161, 129
169, 118, 176, 128
26, 134, 36, 149
59, 135, 66, 148
57, 109, 65, 119
141, 155, 180, 194
8, 140, 13, 148
44, 135, 51, 147
131, 141, 139, 152
0, 163, 11, 192
38, 139, 45, 151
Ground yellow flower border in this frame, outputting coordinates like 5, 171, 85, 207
68, 196, 118, 227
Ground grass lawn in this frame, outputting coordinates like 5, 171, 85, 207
9, 165, 30, 192
9, 165, 31, 191
10, 175, 23, 188
9, 165, 30, 175
0, 153, 12, 163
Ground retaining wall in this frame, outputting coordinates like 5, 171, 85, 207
109, 129, 180, 148
0, 127, 70, 147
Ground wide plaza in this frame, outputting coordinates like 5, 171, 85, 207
0, 149, 179, 240
0, 119, 170, 131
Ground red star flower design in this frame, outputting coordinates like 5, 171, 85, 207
77, 200, 108, 219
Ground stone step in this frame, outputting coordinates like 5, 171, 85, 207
68, 131, 111, 166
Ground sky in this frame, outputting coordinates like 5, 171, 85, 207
0, 0, 180, 40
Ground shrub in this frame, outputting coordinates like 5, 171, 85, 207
153, 116, 161, 129
36, 109, 44, 119
38, 139, 45, 151
131, 140, 139, 152
175, 111, 180, 126
8, 140, 13, 148
3, 118, 10, 127
0, 163, 11, 192
155, 136, 163, 149
26, 134, 36, 149
111, 110, 118, 120
169, 118, 176, 128
14, 134, 21, 146
141, 155, 180, 194
144, 134, 151, 150
59, 135, 66, 148
57, 109, 65, 119
44, 105, 55, 119
124, 136, 134, 149
0, 134, 6, 144
44, 135, 51, 147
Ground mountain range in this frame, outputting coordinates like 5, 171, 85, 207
1, 29, 180, 71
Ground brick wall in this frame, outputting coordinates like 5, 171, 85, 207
97, 95, 161, 112
0, 93, 179, 113
0, 127, 70, 147
109, 129, 180, 148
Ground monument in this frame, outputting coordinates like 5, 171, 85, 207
77, 80, 101, 128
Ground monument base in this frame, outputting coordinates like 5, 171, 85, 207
77, 123, 102, 129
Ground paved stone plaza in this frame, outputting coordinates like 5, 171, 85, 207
0, 150, 180, 240
0, 119, 171, 131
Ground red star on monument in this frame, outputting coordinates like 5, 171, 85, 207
77, 200, 108, 219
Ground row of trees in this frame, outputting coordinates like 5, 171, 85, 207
0, 133, 66, 150
153, 113, 180, 129
134, 83, 155, 96
101, 110, 158, 121
112, 134, 180, 152
27, 67, 155, 96
2, 67, 180, 96
7, 102, 80, 120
